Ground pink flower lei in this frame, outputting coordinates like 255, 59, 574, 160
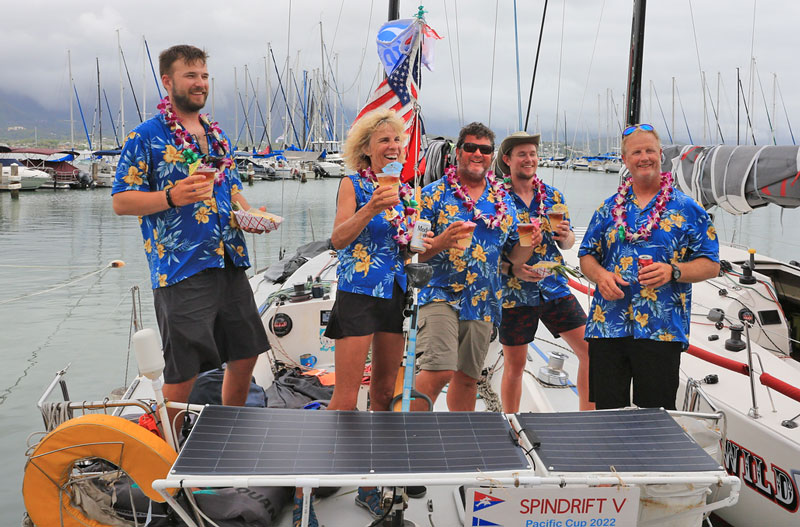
358, 167, 418, 248
530, 173, 547, 218
444, 165, 509, 229
157, 96, 233, 184
612, 171, 674, 242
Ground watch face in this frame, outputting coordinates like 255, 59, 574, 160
672, 264, 681, 280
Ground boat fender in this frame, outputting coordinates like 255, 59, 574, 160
23, 413, 177, 527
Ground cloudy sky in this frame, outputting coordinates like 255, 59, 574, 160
2, 0, 797, 148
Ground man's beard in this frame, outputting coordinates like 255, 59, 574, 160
172, 90, 207, 113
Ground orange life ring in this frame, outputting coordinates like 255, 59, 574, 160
23, 413, 178, 527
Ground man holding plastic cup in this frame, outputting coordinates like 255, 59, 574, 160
112, 45, 270, 415
579, 124, 719, 410
412, 122, 532, 411
497, 131, 594, 412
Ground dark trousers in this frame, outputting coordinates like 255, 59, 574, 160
588, 337, 682, 410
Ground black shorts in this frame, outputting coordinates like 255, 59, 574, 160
153, 264, 269, 384
499, 294, 587, 345
587, 337, 683, 410
324, 282, 406, 339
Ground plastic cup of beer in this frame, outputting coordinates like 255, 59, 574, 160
375, 173, 401, 190
195, 165, 216, 199
456, 221, 477, 252
518, 223, 536, 247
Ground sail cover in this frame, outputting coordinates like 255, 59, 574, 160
663, 144, 800, 214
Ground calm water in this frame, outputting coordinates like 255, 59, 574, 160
1, 170, 799, 518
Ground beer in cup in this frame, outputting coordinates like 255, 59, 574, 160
456, 221, 477, 252
375, 173, 401, 190
194, 165, 217, 200
518, 223, 536, 247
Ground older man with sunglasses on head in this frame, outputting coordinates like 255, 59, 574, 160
411, 122, 533, 412
578, 123, 720, 410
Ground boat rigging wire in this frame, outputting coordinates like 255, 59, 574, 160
0, 264, 116, 406
549, 0, 567, 185
567, 0, 607, 161
453, 0, 465, 127
686, 0, 710, 142
119, 46, 143, 124
650, 84, 673, 143
754, 65, 776, 145
775, 77, 796, 145
442, 0, 462, 126
673, 81, 694, 144
487, 0, 500, 128
513, 0, 523, 130
0, 262, 119, 306
737, 75, 757, 145
523, 0, 549, 133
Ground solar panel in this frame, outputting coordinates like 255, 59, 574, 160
171, 406, 530, 476
516, 408, 723, 473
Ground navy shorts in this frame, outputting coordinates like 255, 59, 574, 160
324, 282, 406, 339
587, 337, 683, 410
153, 263, 269, 384
499, 294, 587, 345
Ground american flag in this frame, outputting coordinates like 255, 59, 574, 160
354, 19, 439, 183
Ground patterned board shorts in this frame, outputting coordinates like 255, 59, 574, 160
499, 294, 587, 345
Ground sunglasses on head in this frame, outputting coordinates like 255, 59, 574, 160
622, 123, 655, 136
461, 142, 494, 155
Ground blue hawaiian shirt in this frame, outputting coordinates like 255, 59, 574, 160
578, 182, 719, 345
502, 181, 573, 308
418, 175, 519, 323
111, 114, 248, 289
336, 174, 407, 298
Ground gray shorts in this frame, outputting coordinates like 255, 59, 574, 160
416, 302, 493, 380
153, 264, 269, 384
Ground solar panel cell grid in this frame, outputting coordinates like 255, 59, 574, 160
171, 407, 530, 476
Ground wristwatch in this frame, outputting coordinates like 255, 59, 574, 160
670, 263, 682, 282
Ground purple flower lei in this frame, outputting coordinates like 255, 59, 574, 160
444, 165, 509, 229
157, 96, 233, 184
358, 167, 417, 247
611, 171, 674, 242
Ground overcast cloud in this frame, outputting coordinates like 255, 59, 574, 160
2, 0, 797, 147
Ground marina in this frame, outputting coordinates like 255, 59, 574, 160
4, 1, 800, 525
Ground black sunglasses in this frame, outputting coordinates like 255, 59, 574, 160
461, 142, 494, 155
622, 123, 654, 136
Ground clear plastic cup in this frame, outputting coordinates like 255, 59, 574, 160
518, 223, 536, 247
457, 221, 477, 251
375, 173, 401, 190
195, 165, 216, 199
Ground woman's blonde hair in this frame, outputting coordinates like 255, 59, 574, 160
342, 109, 406, 171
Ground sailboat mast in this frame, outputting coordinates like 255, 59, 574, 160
68, 50, 75, 149
142, 36, 147, 120
388, 0, 399, 20
624, 0, 647, 126
117, 30, 125, 138
265, 49, 272, 149
97, 58, 103, 151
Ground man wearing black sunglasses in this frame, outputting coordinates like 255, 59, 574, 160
578, 124, 719, 410
411, 122, 532, 412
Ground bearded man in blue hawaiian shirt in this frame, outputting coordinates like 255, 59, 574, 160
112, 45, 269, 412
579, 124, 719, 410
411, 122, 533, 412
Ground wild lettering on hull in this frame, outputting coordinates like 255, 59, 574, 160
723, 439, 799, 513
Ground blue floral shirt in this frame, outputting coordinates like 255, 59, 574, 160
336, 174, 407, 298
418, 175, 518, 323
503, 181, 573, 308
111, 114, 248, 289
578, 183, 719, 345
